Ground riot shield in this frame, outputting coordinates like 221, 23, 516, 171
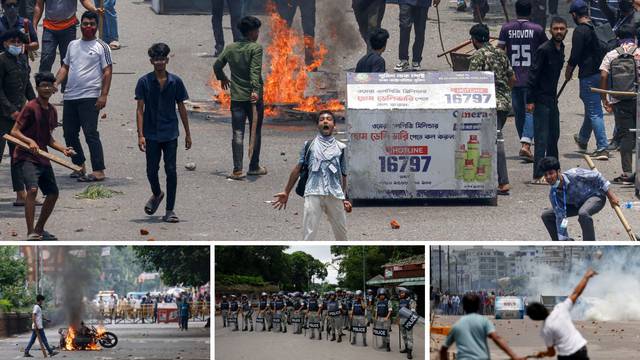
229, 312, 239, 331
272, 311, 283, 332
373, 319, 391, 351
399, 307, 420, 331
350, 315, 367, 347
291, 312, 303, 334
307, 313, 321, 340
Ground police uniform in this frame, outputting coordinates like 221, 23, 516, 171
272, 297, 287, 333
350, 296, 367, 346
366, 291, 374, 325
326, 294, 344, 342
241, 297, 254, 331
375, 296, 392, 351
229, 298, 240, 331
292, 296, 304, 334
220, 298, 229, 327
398, 294, 417, 358
307, 294, 322, 340
258, 295, 270, 331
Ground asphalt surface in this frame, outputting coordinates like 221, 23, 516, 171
430, 314, 640, 359
0, 0, 638, 240
0, 323, 210, 360
214, 314, 425, 360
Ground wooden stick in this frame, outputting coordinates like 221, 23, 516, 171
590, 87, 636, 97
583, 154, 637, 241
34, 328, 48, 357
248, 103, 258, 158
557, 79, 570, 99
99, 0, 105, 39
2, 134, 82, 172
437, 37, 499, 58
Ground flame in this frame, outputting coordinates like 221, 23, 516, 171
64, 327, 75, 350
63, 326, 102, 351
208, 1, 344, 116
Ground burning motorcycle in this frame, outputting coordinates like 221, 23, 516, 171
58, 323, 118, 350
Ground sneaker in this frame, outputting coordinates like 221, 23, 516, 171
573, 133, 588, 152
227, 170, 246, 180
590, 149, 609, 160
247, 166, 268, 176
607, 140, 620, 151
24, 353, 33, 358
411, 62, 421, 71
49, 351, 59, 357
394, 60, 410, 72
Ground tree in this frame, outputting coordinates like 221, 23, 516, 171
215, 246, 290, 286
134, 247, 210, 286
330, 246, 423, 290
288, 251, 328, 291
0, 246, 31, 310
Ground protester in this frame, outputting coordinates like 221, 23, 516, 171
599, 24, 638, 185
468, 23, 515, 195
352, 0, 386, 50
55, 11, 112, 182
470, 0, 490, 23
498, 0, 547, 162
528, 17, 568, 184
24, 295, 58, 358
355, 28, 389, 73
394, 0, 439, 72
539, 156, 621, 240
95, 0, 119, 49
568, 0, 609, 160
0, 30, 35, 207
526, 269, 597, 359
211, 0, 243, 57
18, 0, 36, 21
0, 0, 39, 56
440, 294, 524, 360
10, 72, 73, 240
33, 0, 103, 91
276, 0, 316, 66
214, 16, 267, 179
599, 0, 640, 32
531, 0, 548, 28
272, 111, 351, 240
135, 42, 192, 223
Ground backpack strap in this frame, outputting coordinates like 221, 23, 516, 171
302, 139, 313, 168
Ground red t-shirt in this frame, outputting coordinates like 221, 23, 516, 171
12, 99, 58, 166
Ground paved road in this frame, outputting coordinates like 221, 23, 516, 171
214, 315, 425, 360
430, 315, 640, 359
0, 0, 637, 240
0, 323, 210, 359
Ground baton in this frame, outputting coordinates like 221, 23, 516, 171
99, 0, 105, 39
590, 87, 637, 98
584, 154, 638, 241
557, 79, 570, 99
3, 134, 81, 172
248, 102, 258, 158
34, 328, 48, 357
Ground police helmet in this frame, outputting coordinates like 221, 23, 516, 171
222, 295, 227, 299
310, 291, 317, 297
231, 294, 237, 299
355, 290, 363, 297
397, 287, 411, 296
261, 292, 267, 297
377, 288, 387, 296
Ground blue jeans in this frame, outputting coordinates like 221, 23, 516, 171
25, 329, 53, 354
578, 73, 608, 150
95, 0, 118, 43
39, 25, 76, 73
512, 87, 535, 144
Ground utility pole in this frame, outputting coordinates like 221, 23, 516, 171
362, 246, 366, 292
438, 246, 442, 291
447, 246, 450, 292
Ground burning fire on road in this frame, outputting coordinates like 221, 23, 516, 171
59, 324, 118, 351
209, 1, 345, 118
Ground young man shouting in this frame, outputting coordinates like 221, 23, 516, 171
272, 111, 351, 240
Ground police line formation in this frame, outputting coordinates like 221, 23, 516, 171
218, 288, 420, 359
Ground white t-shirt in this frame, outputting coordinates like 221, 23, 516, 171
63, 38, 112, 101
541, 298, 587, 356
32, 304, 43, 330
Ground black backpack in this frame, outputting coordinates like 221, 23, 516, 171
610, 45, 638, 94
587, 22, 617, 58
295, 140, 314, 197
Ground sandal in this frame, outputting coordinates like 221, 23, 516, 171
78, 174, 105, 182
530, 177, 548, 185
144, 192, 164, 215
163, 211, 180, 223
227, 171, 246, 180
70, 170, 85, 178
27, 233, 43, 240
41, 231, 58, 240
13, 200, 43, 207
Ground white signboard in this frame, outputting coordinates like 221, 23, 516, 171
346, 72, 497, 200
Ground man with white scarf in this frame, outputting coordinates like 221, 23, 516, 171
272, 110, 352, 240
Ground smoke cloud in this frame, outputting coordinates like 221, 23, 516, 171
315, 0, 363, 72
61, 249, 97, 328
525, 247, 640, 322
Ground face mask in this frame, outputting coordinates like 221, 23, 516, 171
7, 44, 21, 56
81, 26, 97, 39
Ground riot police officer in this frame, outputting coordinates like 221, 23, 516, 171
366, 289, 374, 326
321, 292, 329, 333
220, 295, 229, 328
272, 292, 288, 333
350, 290, 367, 346
257, 292, 270, 331
375, 288, 392, 351
240, 294, 254, 332
286, 293, 295, 325
292, 292, 304, 334
397, 287, 417, 359
306, 291, 322, 340
229, 294, 240, 331
344, 291, 353, 331
326, 291, 344, 342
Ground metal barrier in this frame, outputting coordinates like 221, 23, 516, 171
85, 302, 210, 324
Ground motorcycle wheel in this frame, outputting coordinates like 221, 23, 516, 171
99, 332, 118, 348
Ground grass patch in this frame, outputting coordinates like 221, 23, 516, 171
76, 185, 123, 200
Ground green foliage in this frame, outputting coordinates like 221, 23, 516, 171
330, 246, 424, 290
75, 185, 122, 199
216, 274, 266, 287
134, 246, 210, 286
0, 247, 31, 311
0, 299, 12, 312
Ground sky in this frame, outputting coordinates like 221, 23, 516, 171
285, 245, 340, 284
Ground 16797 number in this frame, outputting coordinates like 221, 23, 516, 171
445, 93, 491, 104
379, 156, 431, 173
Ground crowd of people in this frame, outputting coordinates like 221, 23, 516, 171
217, 287, 419, 359
431, 289, 498, 316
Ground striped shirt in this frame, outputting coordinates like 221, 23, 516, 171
63, 38, 113, 100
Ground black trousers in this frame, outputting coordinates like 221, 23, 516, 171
211, 0, 243, 50
276, 0, 316, 64
63, 98, 106, 171
145, 139, 178, 211
231, 100, 263, 172
612, 100, 636, 174
533, 102, 560, 179
557, 346, 589, 360
398, 4, 429, 63
353, 0, 386, 49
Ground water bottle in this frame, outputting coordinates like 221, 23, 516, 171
622, 201, 640, 210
